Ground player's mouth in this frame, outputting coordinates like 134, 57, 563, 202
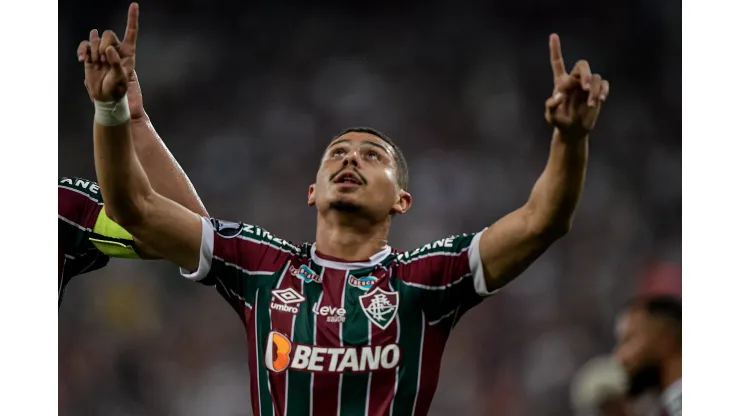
332, 171, 365, 187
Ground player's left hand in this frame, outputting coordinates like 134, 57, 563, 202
78, 3, 144, 119
545, 33, 610, 139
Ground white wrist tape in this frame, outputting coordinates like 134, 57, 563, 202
94, 96, 131, 126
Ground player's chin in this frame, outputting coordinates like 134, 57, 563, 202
328, 195, 368, 214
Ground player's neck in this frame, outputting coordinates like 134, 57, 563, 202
315, 212, 390, 261
660, 354, 682, 391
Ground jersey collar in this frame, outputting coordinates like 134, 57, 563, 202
310, 244, 392, 270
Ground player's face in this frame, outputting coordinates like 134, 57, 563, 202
613, 309, 662, 396
309, 132, 411, 219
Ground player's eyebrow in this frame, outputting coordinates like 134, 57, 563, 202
329, 139, 390, 155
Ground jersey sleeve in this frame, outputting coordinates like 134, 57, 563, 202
58, 177, 140, 260
58, 177, 111, 293
58, 177, 105, 252
179, 217, 295, 320
396, 230, 496, 326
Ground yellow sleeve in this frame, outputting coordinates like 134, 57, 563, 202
90, 207, 141, 259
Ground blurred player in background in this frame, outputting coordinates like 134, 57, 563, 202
81, 3, 610, 415
572, 296, 682, 416
59, 48, 208, 306
615, 296, 682, 416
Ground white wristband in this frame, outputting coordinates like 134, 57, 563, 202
94, 96, 131, 126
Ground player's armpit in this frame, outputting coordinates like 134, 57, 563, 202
477, 206, 562, 292
118, 192, 204, 271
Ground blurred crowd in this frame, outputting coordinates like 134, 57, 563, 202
59, 1, 681, 415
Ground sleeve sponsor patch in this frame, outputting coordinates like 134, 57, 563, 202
210, 218, 244, 239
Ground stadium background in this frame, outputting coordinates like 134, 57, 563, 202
58, 1, 681, 415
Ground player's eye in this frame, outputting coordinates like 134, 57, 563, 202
366, 150, 380, 161
331, 148, 346, 158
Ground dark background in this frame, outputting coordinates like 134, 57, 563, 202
59, 1, 681, 415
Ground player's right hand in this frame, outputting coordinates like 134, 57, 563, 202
78, 3, 139, 104
82, 29, 129, 102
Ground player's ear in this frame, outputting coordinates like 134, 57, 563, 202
308, 184, 316, 207
391, 190, 412, 215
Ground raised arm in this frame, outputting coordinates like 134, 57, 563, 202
78, 3, 208, 218
477, 34, 610, 291
84, 24, 202, 271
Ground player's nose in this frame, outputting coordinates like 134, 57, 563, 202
342, 152, 360, 168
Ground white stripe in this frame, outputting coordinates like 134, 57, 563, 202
254, 289, 263, 416
214, 256, 275, 276
410, 312, 426, 416
397, 273, 471, 291
180, 217, 214, 281
58, 184, 103, 205
311, 244, 392, 270
428, 308, 457, 326
388, 277, 399, 416
58, 214, 90, 231
336, 270, 349, 416
58, 258, 67, 301
468, 231, 498, 297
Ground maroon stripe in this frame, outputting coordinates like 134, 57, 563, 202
212, 230, 293, 275
268, 265, 303, 415
58, 186, 101, 229
412, 323, 447, 416
397, 251, 470, 287
311, 267, 345, 416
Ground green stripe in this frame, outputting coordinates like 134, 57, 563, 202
58, 218, 92, 256
390, 279, 424, 416
419, 275, 479, 324
286, 262, 323, 416
256, 287, 277, 416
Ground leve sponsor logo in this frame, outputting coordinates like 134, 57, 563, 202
265, 331, 400, 373
270, 288, 305, 314
312, 303, 346, 323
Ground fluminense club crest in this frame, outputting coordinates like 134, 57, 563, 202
359, 287, 399, 330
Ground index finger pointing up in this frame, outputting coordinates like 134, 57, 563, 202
549, 33, 566, 82
123, 2, 139, 47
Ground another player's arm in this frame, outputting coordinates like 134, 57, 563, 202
93, 117, 202, 272
476, 35, 609, 292
77, 6, 207, 218
128, 70, 208, 218
91, 204, 159, 260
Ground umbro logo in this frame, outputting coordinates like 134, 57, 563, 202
270, 288, 305, 314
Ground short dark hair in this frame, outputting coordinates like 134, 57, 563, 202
629, 295, 682, 342
333, 127, 410, 191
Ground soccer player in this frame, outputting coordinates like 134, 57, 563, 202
61, 5, 207, 306
83, 10, 610, 415
571, 296, 682, 416
614, 296, 682, 416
